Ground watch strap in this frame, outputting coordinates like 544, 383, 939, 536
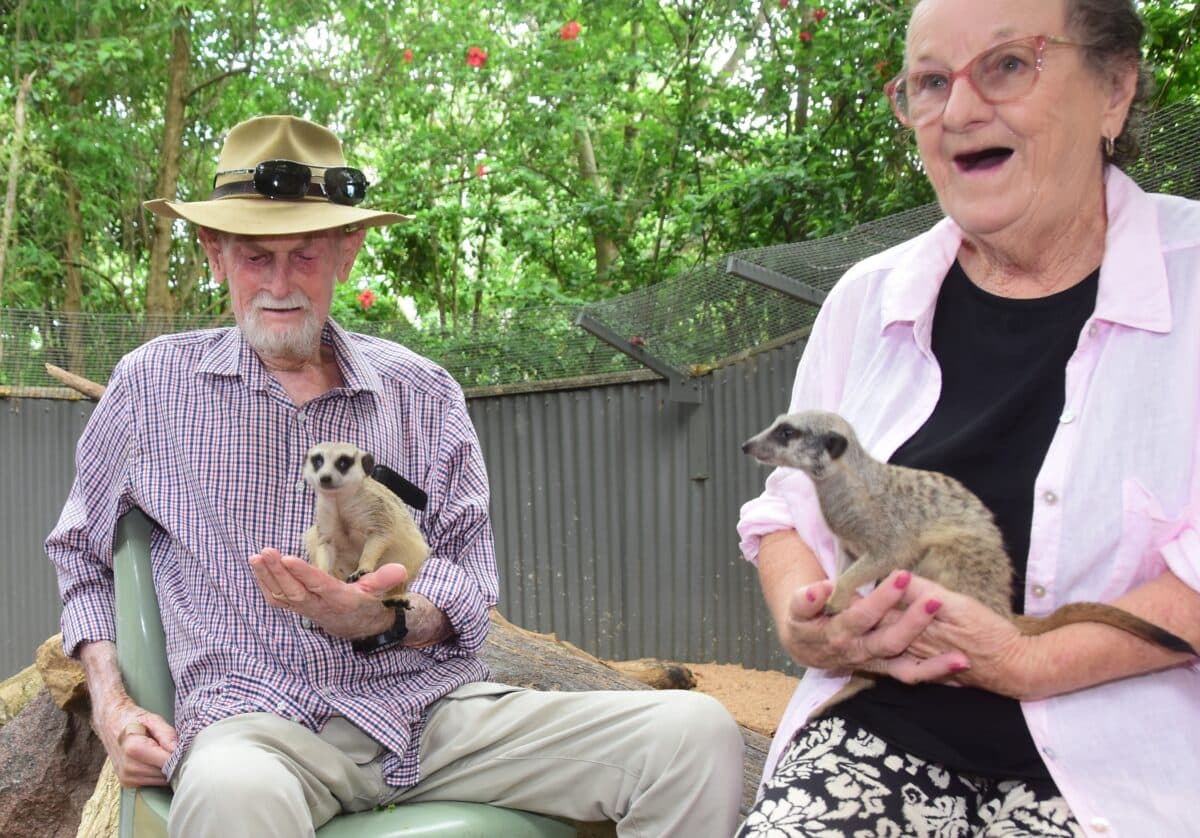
351, 600, 409, 654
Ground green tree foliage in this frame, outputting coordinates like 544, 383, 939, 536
1, 0, 1196, 335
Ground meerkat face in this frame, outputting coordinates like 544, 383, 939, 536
742, 411, 851, 480
303, 441, 376, 493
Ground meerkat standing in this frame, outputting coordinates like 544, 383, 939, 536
743, 410, 1196, 714
302, 441, 429, 605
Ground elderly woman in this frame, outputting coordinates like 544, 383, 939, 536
736, 0, 1200, 835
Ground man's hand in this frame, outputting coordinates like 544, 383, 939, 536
93, 693, 177, 787
781, 570, 971, 685
78, 641, 175, 787
249, 549, 452, 645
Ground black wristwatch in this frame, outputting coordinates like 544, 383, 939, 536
351, 600, 409, 654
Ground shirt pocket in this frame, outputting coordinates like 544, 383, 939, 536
1100, 478, 1174, 601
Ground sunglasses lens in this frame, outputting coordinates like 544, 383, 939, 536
324, 167, 369, 206
254, 160, 311, 199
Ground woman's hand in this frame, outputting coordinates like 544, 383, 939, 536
897, 575, 1033, 695
781, 569, 971, 685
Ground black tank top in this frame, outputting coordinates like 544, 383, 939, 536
832, 259, 1099, 779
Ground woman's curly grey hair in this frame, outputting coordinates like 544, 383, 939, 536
1066, 0, 1153, 169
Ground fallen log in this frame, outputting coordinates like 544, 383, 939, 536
2, 615, 768, 836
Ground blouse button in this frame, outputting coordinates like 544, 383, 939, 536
1089, 816, 1111, 832
1031, 585, 1047, 598
1043, 491, 1059, 505
1059, 410, 1075, 424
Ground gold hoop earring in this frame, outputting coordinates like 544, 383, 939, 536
1103, 135, 1115, 158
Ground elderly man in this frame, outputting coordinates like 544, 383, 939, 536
46, 115, 743, 837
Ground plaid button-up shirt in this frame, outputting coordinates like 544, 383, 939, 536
46, 319, 497, 787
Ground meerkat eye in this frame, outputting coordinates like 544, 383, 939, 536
310, 454, 324, 470
772, 424, 798, 444
335, 455, 354, 473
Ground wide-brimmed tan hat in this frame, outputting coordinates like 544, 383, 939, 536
144, 115, 410, 235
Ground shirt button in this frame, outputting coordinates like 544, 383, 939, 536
1059, 410, 1075, 424
1088, 323, 1098, 338
296, 410, 307, 423
1089, 816, 1110, 832
1031, 585, 1047, 598
1043, 491, 1059, 505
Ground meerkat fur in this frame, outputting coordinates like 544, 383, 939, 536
302, 441, 429, 605
742, 410, 1197, 716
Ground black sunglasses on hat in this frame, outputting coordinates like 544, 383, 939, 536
210, 159, 369, 206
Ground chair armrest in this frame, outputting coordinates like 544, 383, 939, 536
113, 508, 175, 723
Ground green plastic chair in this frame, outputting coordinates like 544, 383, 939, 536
112, 508, 575, 838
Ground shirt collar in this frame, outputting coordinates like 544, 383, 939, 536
879, 166, 1172, 336
1094, 167, 1172, 334
195, 318, 383, 394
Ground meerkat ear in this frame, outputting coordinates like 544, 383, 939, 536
361, 452, 376, 475
823, 432, 848, 460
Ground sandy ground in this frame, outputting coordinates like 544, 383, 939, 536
683, 662, 799, 737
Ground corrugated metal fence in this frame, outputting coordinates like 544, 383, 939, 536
1, 339, 805, 678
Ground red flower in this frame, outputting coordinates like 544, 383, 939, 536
560, 21, 581, 40
466, 46, 488, 68
800, 30, 812, 42
813, 7, 828, 21
403, 49, 414, 63
476, 164, 487, 177
779, 0, 789, 7
357, 289, 377, 311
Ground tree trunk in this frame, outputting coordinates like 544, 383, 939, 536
573, 127, 620, 280
145, 14, 192, 319
0, 71, 34, 306
63, 174, 86, 374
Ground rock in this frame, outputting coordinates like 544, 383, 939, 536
36, 634, 88, 710
0, 688, 107, 838
0, 664, 43, 729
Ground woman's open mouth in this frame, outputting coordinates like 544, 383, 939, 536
954, 147, 1014, 172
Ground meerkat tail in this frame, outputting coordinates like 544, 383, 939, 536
1015, 603, 1197, 656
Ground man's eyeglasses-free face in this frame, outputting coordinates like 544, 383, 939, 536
885, 35, 1086, 127
211, 159, 370, 206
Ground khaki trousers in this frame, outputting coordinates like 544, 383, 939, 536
168, 682, 744, 838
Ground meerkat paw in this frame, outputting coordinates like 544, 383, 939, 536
346, 569, 367, 584
381, 596, 411, 610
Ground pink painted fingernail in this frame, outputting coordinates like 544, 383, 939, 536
951, 662, 970, 673
894, 571, 912, 589
924, 599, 942, 614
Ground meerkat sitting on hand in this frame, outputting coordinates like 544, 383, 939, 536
742, 410, 1196, 715
302, 441, 429, 606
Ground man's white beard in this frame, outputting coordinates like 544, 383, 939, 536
239, 291, 323, 363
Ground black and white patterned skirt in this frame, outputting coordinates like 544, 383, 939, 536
736, 716, 1083, 838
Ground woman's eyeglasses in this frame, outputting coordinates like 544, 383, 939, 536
885, 35, 1085, 127
211, 159, 369, 206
